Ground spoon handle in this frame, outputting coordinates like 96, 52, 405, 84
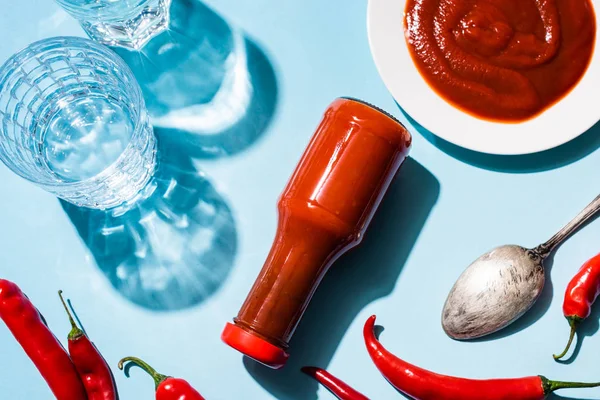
533, 193, 600, 257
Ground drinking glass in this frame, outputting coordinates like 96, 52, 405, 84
0, 36, 157, 209
55, 0, 263, 156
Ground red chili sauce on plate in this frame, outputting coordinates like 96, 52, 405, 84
404, 0, 596, 122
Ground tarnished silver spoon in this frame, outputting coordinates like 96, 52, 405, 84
442, 193, 600, 340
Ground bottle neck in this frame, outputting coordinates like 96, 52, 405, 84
59, 0, 172, 50
236, 203, 356, 346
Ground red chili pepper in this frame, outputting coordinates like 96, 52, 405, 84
554, 253, 600, 360
118, 356, 205, 400
364, 315, 600, 400
0, 279, 87, 400
58, 290, 118, 400
301, 366, 369, 400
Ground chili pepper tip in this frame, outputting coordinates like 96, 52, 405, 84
364, 315, 377, 332
301, 366, 319, 377
301, 366, 370, 400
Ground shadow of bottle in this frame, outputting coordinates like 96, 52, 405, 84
60, 141, 237, 311
112, 0, 278, 159
243, 158, 440, 400
397, 104, 600, 174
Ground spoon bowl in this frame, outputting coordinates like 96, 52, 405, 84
442, 245, 545, 340
441, 193, 600, 340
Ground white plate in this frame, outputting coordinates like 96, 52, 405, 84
367, 0, 600, 155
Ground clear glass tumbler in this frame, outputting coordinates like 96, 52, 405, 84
55, 0, 260, 156
0, 36, 157, 209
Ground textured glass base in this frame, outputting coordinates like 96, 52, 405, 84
80, 0, 171, 50
59, 125, 157, 210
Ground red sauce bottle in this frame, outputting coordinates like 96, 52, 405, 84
221, 98, 412, 368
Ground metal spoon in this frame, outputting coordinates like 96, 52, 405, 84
442, 193, 600, 340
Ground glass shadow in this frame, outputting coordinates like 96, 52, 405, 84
244, 158, 440, 400
112, 0, 278, 159
398, 104, 600, 174
61, 141, 237, 311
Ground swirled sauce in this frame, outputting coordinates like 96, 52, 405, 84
404, 0, 596, 122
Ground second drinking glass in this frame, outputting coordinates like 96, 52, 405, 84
0, 36, 157, 209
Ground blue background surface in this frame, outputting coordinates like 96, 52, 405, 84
3, 0, 600, 399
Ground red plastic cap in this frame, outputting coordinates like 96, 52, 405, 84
221, 323, 289, 369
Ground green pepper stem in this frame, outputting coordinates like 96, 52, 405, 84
553, 316, 581, 361
553, 326, 576, 360
118, 356, 169, 390
58, 290, 84, 340
541, 376, 600, 394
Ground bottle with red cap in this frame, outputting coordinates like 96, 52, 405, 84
222, 97, 412, 369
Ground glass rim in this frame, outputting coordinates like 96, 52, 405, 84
0, 35, 135, 89
0, 35, 153, 190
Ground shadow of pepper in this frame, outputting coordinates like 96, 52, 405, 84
397, 104, 600, 174
371, 324, 411, 400
61, 141, 237, 311
549, 390, 600, 400
112, 0, 278, 159
244, 158, 440, 400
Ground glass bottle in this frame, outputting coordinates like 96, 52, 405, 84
222, 98, 412, 369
